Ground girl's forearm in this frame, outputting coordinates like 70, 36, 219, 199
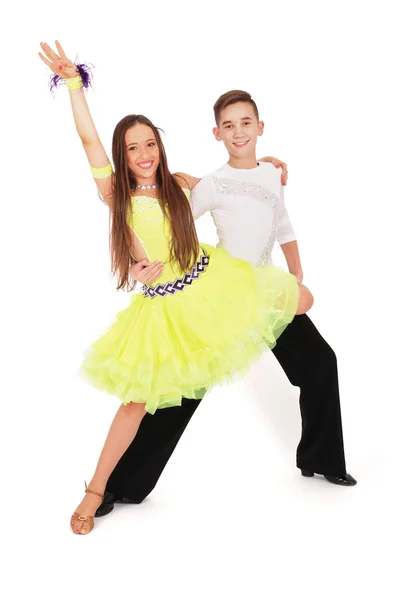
68, 87, 100, 145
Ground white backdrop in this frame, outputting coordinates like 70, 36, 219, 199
2, 1, 400, 598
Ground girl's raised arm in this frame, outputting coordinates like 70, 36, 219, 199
39, 41, 114, 205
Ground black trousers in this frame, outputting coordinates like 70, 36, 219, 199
106, 314, 346, 501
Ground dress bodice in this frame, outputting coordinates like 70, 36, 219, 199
127, 188, 195, 283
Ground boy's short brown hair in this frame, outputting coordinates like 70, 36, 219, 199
213, 90, 259, 125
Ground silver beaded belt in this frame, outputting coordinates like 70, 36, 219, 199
142, 250, 209, 299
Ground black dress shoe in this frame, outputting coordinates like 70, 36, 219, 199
95, 491, 122, 518
301, 470, 357, 486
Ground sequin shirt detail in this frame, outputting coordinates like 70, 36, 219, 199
190, 162, 296, 267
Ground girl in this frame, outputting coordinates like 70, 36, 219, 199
39, 41, 313, 535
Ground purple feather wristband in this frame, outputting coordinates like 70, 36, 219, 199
49, 62, 94, 93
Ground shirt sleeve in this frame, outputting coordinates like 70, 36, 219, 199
277, 186, 297, 245
190, 175, 216, 220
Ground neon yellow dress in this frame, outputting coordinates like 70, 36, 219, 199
81, 189, 299, 414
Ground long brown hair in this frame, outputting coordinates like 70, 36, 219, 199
110, 115, 199, 291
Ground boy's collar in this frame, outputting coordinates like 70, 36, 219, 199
225, 161, 260, 172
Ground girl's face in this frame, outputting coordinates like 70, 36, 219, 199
125, 123, 160, 183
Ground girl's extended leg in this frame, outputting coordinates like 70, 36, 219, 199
72, 402, 147, 534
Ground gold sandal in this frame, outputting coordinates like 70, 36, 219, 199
70, 482, 104, 535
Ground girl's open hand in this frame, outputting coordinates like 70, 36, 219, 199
38, 41, 78, 80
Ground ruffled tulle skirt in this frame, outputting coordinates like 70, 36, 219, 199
81, 244, 299, 413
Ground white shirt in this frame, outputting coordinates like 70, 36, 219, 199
191, 162, 296, 267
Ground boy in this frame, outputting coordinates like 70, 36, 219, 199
97, 91, 356, 517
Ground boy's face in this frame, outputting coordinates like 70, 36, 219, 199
213, 102, 264, 158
